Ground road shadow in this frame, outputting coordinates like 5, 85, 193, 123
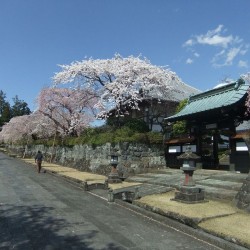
0, 204, 125, 250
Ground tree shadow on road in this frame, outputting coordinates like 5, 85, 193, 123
0, 204, 125, 250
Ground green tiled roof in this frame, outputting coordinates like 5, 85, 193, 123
166, 79, 249, 122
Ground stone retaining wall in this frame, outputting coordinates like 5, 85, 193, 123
7, 142, 166, 177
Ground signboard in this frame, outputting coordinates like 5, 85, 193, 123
182, 145, 197, 152
206, 123, 217, 129
168, 146, 181, 153
236, 142, 248, 151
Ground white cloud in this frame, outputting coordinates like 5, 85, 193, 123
225, 47, 241, 65
195, 25, 234, 48
211, 50, 225, 66
212, 47, 245, 67
183, 51, 199, 64
240, 46, 249, 55
238, 60, 248, 68
194, 52, 200, 58
183, 25, 249, 67
183, 39, 194, 47
186, 58, 193, 64
197, 34, 233, 48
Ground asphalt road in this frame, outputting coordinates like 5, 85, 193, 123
0, 153, 222, 250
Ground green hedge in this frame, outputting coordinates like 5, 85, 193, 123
22, 126, 163, 147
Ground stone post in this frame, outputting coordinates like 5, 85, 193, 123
108, 189, 114, 202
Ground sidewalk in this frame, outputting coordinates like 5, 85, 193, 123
21, 157, 250, 249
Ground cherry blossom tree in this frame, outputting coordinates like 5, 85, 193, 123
0, 115, 34, 144
0, 112, 60, 144
30, 111, 63, 161
52, 54, 184, 118
0, 87, 97, 143
36, 87, 97, 136
27, 112, 58, 139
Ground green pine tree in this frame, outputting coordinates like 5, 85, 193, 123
11, 95, 31, 117
0, 90, 11, 126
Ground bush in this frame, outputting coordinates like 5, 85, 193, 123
172, 121, 187, 137
16, 124, 163, 147
172, 99, 188, 137
106, 116, 150, 132
124, 118, 150, 133
146, 131, 163, 144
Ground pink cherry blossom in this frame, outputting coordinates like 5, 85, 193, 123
53, 54, 184, 118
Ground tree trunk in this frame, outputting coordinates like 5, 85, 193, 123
22, 137, 29, 158
50, 133, 57, 163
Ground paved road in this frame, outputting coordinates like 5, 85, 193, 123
0, 153, 221, 250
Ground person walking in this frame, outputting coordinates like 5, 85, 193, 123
35, 151, 43, 173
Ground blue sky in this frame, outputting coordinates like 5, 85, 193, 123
0, 0, 250, 111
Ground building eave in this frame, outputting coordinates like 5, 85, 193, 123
165, 79, 249, 122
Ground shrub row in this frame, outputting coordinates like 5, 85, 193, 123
32, 127, 163, 147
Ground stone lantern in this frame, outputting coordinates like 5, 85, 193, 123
107, 153, 122, 183
172, 146, 207, 203
178, 146, 200, 186
110, 154, 119, 166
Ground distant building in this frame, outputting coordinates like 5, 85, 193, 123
108, 81, 201, 132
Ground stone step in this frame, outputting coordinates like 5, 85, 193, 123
113, 184, 173, 198
126, 170, 245, 202
164, 183, 238, 201
208, 173, 248, 183
126, 176, 154, 183
149, 168, 181, 175
158, 182, 238, 202
128, 170, 182, 180
196, 185, 238, 201
127, 173, 182, 183
195, 179, 243, 191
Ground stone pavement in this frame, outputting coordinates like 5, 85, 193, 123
19, 157, 250, 249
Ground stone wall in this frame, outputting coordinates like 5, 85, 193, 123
7, 142, 166, 177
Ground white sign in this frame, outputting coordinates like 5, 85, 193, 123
236, 142, 248, 151
168, 146, 181, 153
